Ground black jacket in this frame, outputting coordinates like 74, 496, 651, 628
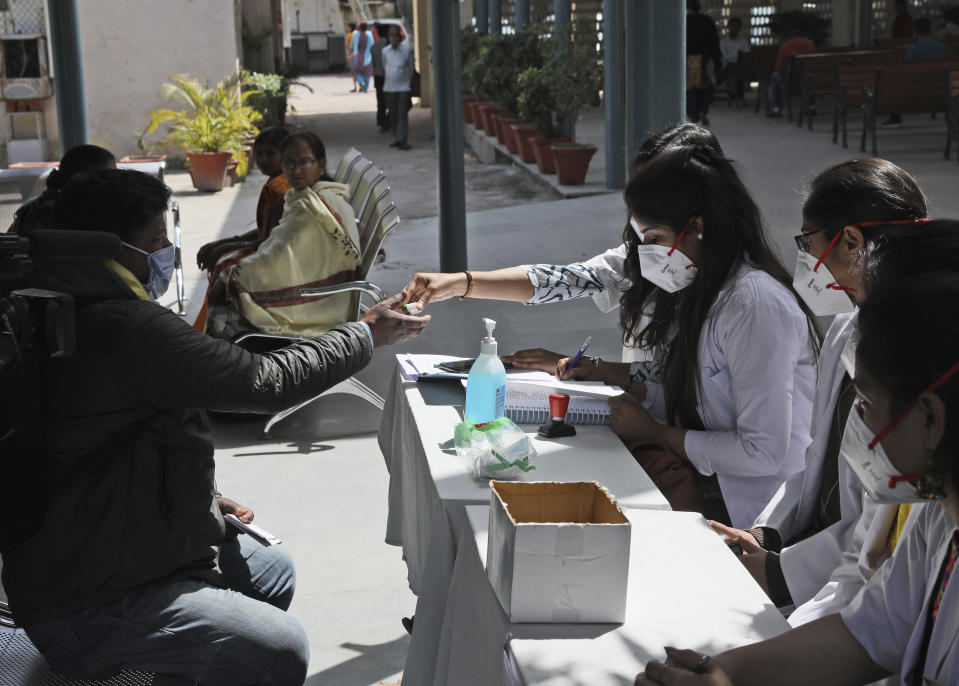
1, 260, 372, 625
686, 12, 723, 71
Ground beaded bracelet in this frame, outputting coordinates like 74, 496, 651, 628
459, 270, 474, 300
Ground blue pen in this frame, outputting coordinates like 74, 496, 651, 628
566, 335, 592, 372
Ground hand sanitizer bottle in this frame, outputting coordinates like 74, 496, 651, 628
464, 317, 507, 425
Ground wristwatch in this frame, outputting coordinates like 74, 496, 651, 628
587, 355, 602, 367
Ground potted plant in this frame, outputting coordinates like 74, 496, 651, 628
120, 124, 168, 164
546, 17, 602, 183
241, 68, 312, 127
516, 66, 568, 173
143, 72, 258, 192
461, 27, 482, 123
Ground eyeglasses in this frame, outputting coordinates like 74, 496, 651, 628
793, 226, 828, 254
282, 157, 318, 170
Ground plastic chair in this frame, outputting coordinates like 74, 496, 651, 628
349, 168, 387, 217
332, 147, 363, 183
341, 158, 374, 193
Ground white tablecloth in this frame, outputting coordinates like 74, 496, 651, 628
506, 508, 791, 685
378, 360, 671, 685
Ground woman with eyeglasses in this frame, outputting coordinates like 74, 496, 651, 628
635, 271, 959, 686
405, 142, 819, 529
205, 131, 361, 341
711, 158, 930, 629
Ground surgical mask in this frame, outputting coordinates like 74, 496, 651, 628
635, 222, 699, 294
123, 242, 175, 300
792, 247, 855, 316
840, 360, 959, 503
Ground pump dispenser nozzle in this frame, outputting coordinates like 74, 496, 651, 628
481, 318, 497, 355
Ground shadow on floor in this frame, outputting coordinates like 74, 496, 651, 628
304, 635, 409, 686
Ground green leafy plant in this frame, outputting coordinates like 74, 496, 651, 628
545, 16, 602, 140
143, 72, 259, 175
465, 27, 546, 113
241, 68, 313, 127
460, 26, 482, 93
516, 66, 556, 137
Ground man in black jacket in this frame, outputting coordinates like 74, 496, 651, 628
1, 169, 428, 684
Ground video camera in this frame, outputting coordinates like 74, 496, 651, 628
0, 230, 121, 379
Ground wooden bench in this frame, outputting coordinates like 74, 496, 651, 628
833, 63, 881, 150
834, 59, 959, 155
944, 68, 959, 162
877, 36, 959, 54
793, 49, 904, 129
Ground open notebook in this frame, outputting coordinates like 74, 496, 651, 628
504, 383, 611, 425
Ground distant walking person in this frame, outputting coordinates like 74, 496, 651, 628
685, 0, 722, 125
383, 24, 413, 150
892, 0, 913, 39
371, 23, 390, 130
346, 22, 357, 92
350, 22, 373, 93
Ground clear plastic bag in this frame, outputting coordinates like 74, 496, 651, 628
454, 417, 538, 481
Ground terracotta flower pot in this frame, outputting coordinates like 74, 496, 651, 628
531, 136, 572, 174
225, 159, 239, 187
462, 95, 478, 123
495, 117, 523, 147
482, 107, 507, 136
186, 150, 232, 192
503, 121, 530, 154
473, 103, 494, 130
552, 143, 597, 185
119, 154, 168, 164
514, 127, 545, 163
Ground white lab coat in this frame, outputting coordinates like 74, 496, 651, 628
788, 498, 918, 626
841, 504, 959, 686
641, 262, 818, 528
754, 312, 858, 542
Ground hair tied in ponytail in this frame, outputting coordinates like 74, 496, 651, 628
45, 168, 63, 192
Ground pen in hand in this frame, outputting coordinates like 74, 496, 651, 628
565, 335, 592, 373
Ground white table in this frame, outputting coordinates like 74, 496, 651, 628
506, 508, 791, 685
378, 360, 670, 685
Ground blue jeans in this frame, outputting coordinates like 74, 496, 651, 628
769, 72, 783, 112
24, 534, 308, 686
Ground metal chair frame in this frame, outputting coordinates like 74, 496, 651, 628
332, 147, 363, 183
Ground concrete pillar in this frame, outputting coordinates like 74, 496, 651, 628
831, 0, 857, 47
515, 0, 530, 29
48, 0, 88, 151
554, 0, 571, 32
476, 0, 489, 34
625, 1, 685, 163
490, 0, 501, 34
414, 0, 434, 107
603, 0, 625, 188
856, 0, 874, 48
431, 0, 468, 271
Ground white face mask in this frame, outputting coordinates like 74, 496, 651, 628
633, 221, 699, 293
792, 250, 855, 316
840, 408, 928, 503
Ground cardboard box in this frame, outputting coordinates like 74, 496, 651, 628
487, 481, 631, 623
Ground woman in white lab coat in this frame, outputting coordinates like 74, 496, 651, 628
406, 145, 820, 527
635, 271, 959, 686
711, 159, 929, 616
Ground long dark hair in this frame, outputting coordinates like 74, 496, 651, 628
280, 131, 333, 181
802, 158, 927, 242
862, 220, 959, 296
46, 144, 115, 192
620, 145, 817, 429
857, 272, 959, 494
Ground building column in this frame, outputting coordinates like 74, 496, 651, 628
431, 0, 468, 271
515, 0, 530, 28
48, 0, 88, 151
831, 0, 857, 47
476, 0, 489, 34
489, 0, 501, 34
554, 0, 571, 32
856, 0, 874, 48
603, 0, 625, 188
625, 1, 685, 163
414, 0, 434, 107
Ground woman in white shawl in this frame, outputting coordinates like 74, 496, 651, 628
206, 132, 362, 341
